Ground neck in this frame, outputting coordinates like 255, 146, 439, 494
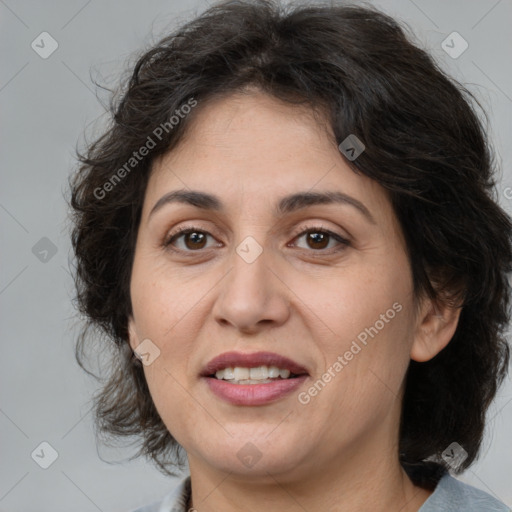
186, 441, 433, 512
186, 388, 433, 511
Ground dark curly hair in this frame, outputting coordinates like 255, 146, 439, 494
68, 0, 512, 487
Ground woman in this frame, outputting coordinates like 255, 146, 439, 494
69, 0, 512, 510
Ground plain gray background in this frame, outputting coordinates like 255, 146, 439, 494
1, 0, 511, 510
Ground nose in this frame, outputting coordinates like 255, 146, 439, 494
212, 243, 291, 334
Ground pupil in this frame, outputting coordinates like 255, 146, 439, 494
309, 232, 328, 249
187, 232, 206, 249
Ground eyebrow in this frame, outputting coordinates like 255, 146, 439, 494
148, 189, 376, 224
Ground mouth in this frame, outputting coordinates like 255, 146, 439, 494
200, 351, 309, 384
208, 366, 304, 384
200, 351, 309, 405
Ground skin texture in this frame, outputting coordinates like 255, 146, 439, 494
128, 90, 461, 512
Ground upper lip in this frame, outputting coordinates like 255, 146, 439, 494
201, 351, 309, 377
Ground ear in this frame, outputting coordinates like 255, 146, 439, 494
127, 316, 139, 352
410, 296, 462, 362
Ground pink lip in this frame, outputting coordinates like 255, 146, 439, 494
200, 351, 309, 377
200, 351, 309, 406
204, 375, 309, 406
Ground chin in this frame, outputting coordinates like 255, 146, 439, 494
191, 434, 311, 478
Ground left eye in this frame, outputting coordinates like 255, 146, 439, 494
291, 228, 350, 252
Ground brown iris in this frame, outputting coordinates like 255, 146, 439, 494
306, 232, 330, 250
183, 231, 207, 250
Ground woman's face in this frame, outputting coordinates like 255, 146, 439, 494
128, 90, 438, 481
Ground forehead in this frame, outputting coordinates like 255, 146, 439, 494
144, 91, 390, 220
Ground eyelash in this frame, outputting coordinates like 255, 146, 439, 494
163, 224, 351, 256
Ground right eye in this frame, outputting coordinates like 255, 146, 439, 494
163, 226, 222, 252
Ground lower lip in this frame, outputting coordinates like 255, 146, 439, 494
204, 375, 308, 406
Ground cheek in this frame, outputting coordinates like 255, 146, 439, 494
292, 262, 410, 347
130, 255, 208, 340
129, 264, 205, 413
297, 263, 414, 405
142, 364, 197, 444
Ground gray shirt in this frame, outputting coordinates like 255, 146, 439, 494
130, 473, 510, 511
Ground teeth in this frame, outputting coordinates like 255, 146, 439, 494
223, 367, 234, 380
233, 367, 250, 380
268, 366, 280, 378
214, 365, 294, 381
279, 369, 291, 379
250, 367, 266, 379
